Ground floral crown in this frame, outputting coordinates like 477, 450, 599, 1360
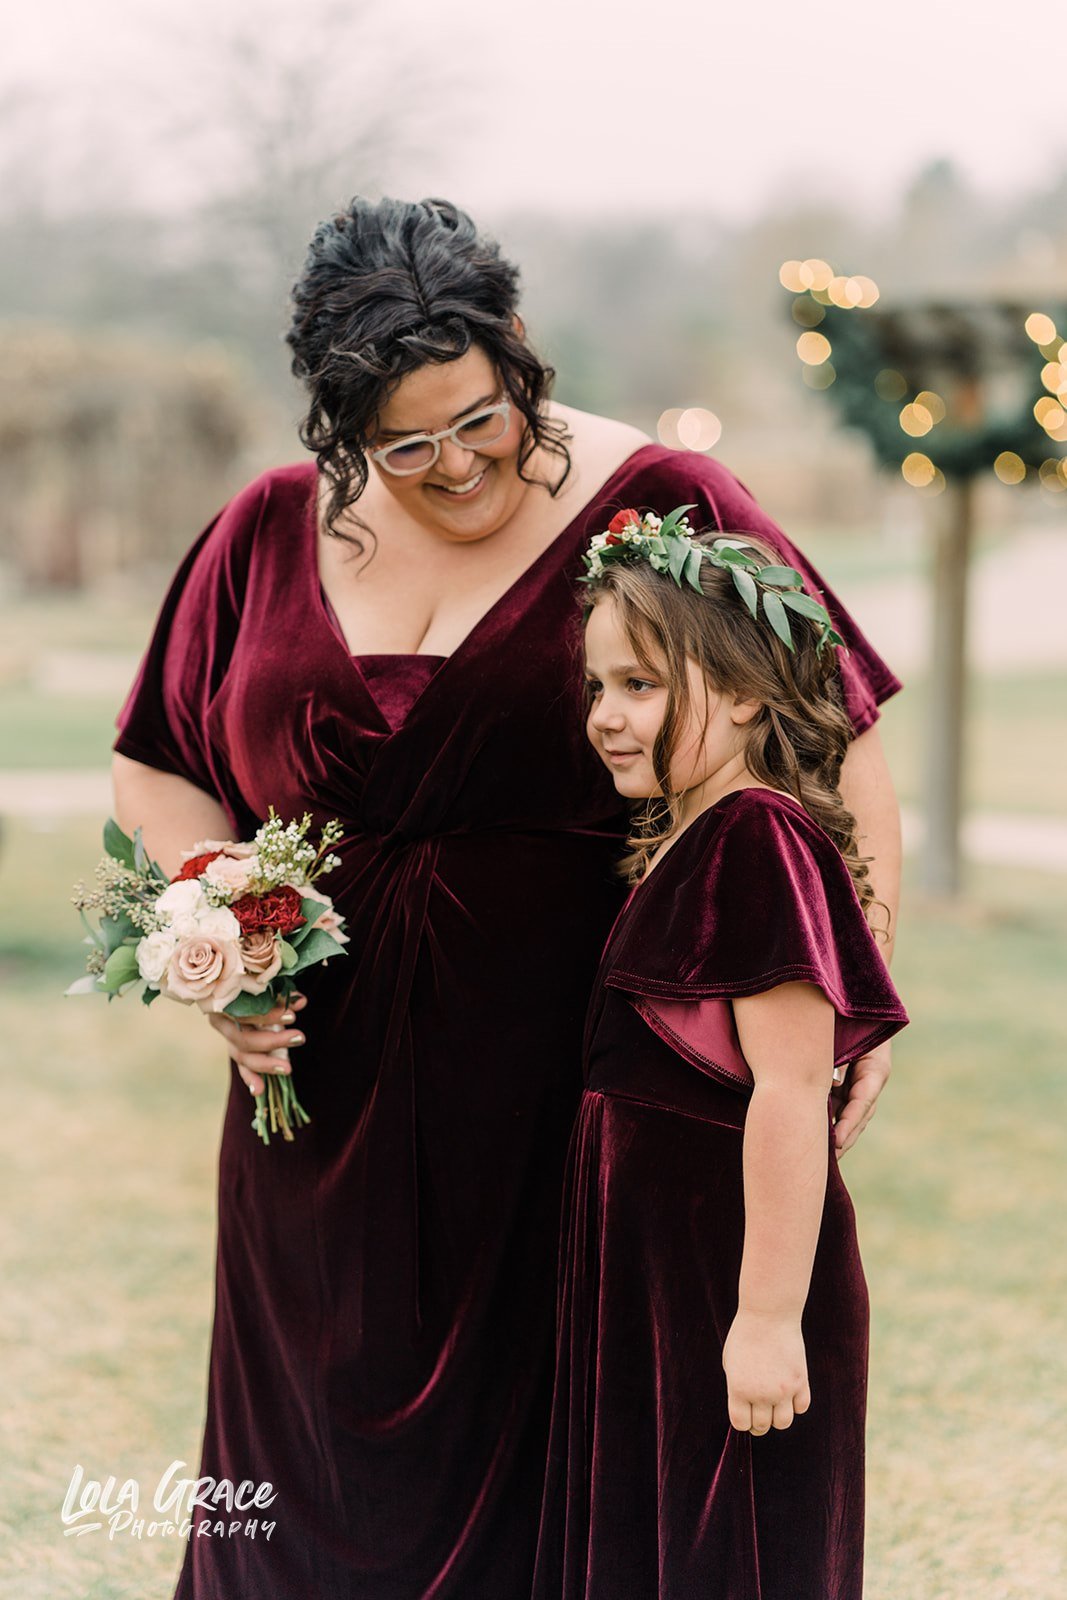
581, 503, 845, 656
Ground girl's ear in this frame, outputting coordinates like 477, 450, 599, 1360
730, 696, 763, 726
512, 313, 526, 340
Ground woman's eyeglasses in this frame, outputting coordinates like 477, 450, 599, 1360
370, 399, 512, 477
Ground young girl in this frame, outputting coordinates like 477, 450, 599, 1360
532, 508, 908, 1600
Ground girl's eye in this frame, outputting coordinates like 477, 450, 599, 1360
628, 678, 657, 692
585, 679, 603, 696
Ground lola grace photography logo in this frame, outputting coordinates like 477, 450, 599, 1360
60, 1461, 277, 1542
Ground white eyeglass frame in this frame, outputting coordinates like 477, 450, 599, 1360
369, 398, 512, 476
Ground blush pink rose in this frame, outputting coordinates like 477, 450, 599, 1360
161, 935, 245, 1012
238, 929, 283, 994
203, 854, 260, 896
301, 886, 350, 945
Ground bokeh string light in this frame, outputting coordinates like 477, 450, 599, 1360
779, 265, 1067, 494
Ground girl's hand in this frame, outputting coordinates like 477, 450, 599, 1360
206, 992, 309, 1096
722, 1309, 811, 1435
832, 1040, 892, 1156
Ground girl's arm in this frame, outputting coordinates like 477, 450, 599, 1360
835, 722, 902, 1154
111, 753, 308, 1094
723, 979, 836, 1435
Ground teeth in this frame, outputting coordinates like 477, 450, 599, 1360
439, 471, 485, 495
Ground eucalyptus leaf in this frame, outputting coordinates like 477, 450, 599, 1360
762, 590, 795, 650
731, 567, 759, 619
683, 548, 704, 592
710, 545, 755, 569
224, 989, 277, 1019
288, 900, 326, 944
781, 590, 832, 622
103, 818, 135, 868
65, 974, 103, 997
103, 944, 140, 993
667, 537, 689, 585
101, 913, 136, 957
141, 986, 160, 1007
757, 565, 803, 588
658, 504, 697, 539
290, 929, 346, 969
133, 828, 148, 873
278, 938, 299, 971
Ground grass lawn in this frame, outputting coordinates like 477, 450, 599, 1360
2, 814, 1065, 1599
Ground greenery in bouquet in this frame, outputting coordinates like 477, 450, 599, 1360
69, 810, 348, 1143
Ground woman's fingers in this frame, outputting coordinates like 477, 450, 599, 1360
206, 998, 308, 1103
770, 1398, 795, 1430
727, 1397, 752, 1433
834, 1043, 891, 1156
748, 1402, 773, 1436
794, 1383, 812, 1416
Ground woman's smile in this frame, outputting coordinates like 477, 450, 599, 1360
427, 465, 489, 500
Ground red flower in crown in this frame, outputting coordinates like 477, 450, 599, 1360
606, 508, 642, 543
172, 850, 224, 883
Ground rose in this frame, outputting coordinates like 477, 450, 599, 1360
180, 838, 257, 860
301, 885, 350, 946
156, 879, 211, 920
136, 929, 178, 986
170, 904, 242, 944
161, 934, 245, 1011
237, 929, 282, 994
231, 886, 306, 936
203, 854, 260, 897
174, 850, 224, 882
607, 508, 642, 537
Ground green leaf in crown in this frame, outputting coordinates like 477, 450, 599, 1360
581, 505, 845, 657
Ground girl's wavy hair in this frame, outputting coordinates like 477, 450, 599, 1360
584, 532, 890, 939
286, 195, 571, 551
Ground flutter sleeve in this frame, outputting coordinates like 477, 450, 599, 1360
113, 477, 265, 822
624, 449, 901, 736
604, 793, 908, 1092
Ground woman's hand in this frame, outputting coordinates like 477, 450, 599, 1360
832, 1040, 892, 1156
207, 992, 309, 1095
722, 1309, 810, 1435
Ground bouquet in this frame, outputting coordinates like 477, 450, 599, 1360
69, 810, 348, 1143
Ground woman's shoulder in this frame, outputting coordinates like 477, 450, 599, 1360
597, 440, 768, 525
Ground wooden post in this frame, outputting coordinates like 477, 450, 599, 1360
922, 474, 974, 896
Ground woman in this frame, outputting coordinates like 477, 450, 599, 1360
113, 196, 902, 1599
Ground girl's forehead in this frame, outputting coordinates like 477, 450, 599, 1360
584, 598, 665, 671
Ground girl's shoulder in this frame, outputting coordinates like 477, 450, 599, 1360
606, 785, 905, 1027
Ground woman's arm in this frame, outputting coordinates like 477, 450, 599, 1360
722, 980, 836, 1435
838, 722, 901, 966
834, 722, 902, 1153
112, 753, 231, 879
111, 753, 307, 1094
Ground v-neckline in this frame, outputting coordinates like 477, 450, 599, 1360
304, 443, 660, 684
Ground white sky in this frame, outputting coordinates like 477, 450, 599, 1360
6, 0, 1064, 222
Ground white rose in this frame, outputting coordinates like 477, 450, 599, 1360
156, 879, 209, 920
170, 905, 242, 943
136, 929, 178, 986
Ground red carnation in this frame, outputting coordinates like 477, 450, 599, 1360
172, 850, 224, 883
607, 508, 642, 537
231, 885, 307, 936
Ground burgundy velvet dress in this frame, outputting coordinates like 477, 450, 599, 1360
532, 790, 909, 1600
114, 444, 901, 1599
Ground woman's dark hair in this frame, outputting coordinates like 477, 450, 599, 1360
286, 196, 571, 547
584, 532, 890, 940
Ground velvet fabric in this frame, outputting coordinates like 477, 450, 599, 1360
114, 445, 901, 1599
532, 789, 908, 1600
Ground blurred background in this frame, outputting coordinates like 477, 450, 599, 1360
2, 2, 1064, 1597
